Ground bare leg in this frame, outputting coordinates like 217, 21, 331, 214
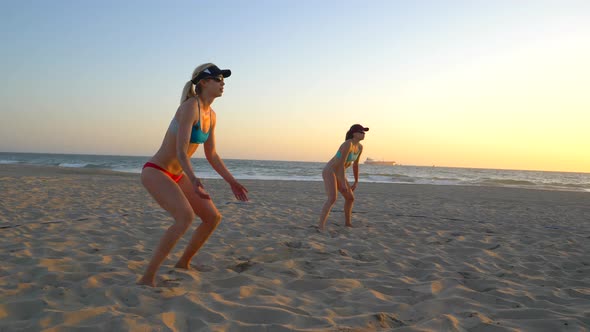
175, 219, 220, 269
342, 178, 355, 227
343, 194, 355, 227
138, 168, 195, 287
318, 168, 338, 232
174, 176, 222, 269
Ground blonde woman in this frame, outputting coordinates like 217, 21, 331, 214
138, 63, 248, 287
318, 124, 368, 232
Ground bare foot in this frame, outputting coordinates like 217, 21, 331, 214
174, 263, 191, 270
345, 223, 353, 228
137, 277, 156, 287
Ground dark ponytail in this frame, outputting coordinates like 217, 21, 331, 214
345, 130, 353, 141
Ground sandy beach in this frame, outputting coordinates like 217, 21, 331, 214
1, 164, 589, 331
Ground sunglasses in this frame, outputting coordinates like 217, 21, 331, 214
205, 75, 224, 82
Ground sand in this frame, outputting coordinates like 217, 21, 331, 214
1, 164, 589, 331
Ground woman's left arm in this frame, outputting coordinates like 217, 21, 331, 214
204, 112, 249, 201
351, 145, 363, 191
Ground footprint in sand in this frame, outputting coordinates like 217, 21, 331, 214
158, 278, 183, 287
194, 264, 214, 272
231, 260, 256, 273
284, 241, 303, 249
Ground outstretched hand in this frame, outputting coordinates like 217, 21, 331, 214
230, 181, 249, 201
193, 178, 211, 200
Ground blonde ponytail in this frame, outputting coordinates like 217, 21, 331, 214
180, 62, 215, 105
180, 80, 196, 104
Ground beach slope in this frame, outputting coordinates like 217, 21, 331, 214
1, 165, 589, 331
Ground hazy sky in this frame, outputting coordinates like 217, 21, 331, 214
1, 1, 589, 172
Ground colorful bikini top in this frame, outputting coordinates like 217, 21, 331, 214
169, 99, 211, 144
336, 149, 360, 162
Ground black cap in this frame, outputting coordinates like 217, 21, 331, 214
349, 124, 369, 134
191, 65, 231, 84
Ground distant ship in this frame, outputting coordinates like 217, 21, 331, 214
364, 157, 396, 166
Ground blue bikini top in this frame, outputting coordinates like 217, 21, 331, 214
169, 99, 211, 144
336, 149, 360, 162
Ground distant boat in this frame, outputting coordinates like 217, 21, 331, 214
364, 157, 396, 166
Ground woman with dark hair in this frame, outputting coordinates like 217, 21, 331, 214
138, 63, 249, 287
318, 124, 368, 232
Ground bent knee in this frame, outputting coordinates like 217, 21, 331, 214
345, 194, 355, 202
204, 212, 222, 226
174, 210, 195, 228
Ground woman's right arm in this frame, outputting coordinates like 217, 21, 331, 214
334, 141, 352, 189
175, 101, 198, 183
175, 101, 211, 199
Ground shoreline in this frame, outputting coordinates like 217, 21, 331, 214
1, 164, 589, 194
1, 164, 589, 330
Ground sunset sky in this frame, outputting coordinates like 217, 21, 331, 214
1, 1, 589, 172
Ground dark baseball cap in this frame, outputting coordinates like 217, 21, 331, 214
191, 65, 231, 84
349, 124, 369, 134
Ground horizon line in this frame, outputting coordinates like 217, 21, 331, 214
1, 150, 588, 175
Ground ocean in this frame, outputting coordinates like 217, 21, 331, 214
1, 152, 589, 193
